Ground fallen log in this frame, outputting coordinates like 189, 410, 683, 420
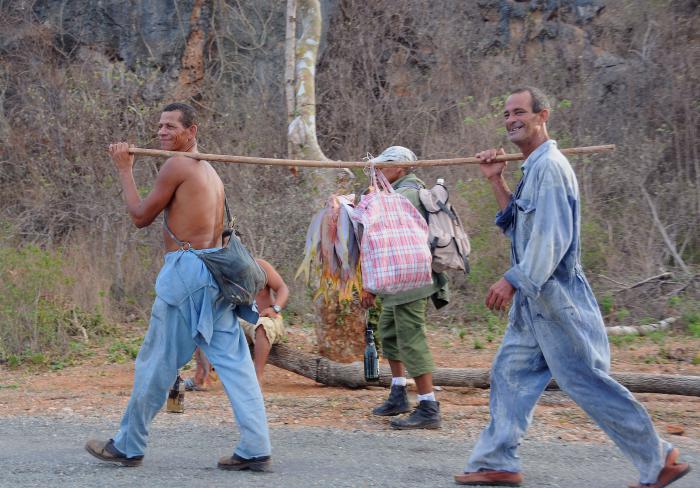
268, 344, 700, 397
607, 317, 677, 336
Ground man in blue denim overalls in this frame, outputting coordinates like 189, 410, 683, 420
85, 102, 272, 472
454, 88, 690, 488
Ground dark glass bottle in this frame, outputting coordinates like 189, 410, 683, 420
364, 327, 379, 382
166, 374, 185, 413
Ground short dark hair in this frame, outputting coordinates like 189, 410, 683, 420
511, 86, 551, 113
162, 102, 197, 128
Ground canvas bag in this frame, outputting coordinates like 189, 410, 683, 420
165, 199, 266, 306
352, 169, 433, 294
418, 182, 471, 274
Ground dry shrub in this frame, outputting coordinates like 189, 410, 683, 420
0, 0, 697, 344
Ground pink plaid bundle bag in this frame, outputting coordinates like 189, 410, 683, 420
352, 169, 433, 294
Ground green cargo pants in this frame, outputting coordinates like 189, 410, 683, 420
377, 297, 435, 378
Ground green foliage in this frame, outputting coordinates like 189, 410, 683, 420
647, 331, 666, 345
557, 99, 573, 110
615, 308, 631, 322
667, 294, 700, 337
107, 337, 142, 363
454, 326, 467, 341
454, 178, 510, 306
580, 216, 608, 273
599, 295, 615, 316
0, 245, 112, 366
609, 333, 637, 348
473, 338, 484, 350
685, 313, 700, 338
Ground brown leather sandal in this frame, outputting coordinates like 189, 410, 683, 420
454, 469, 523, 486
628, 448, 691, 488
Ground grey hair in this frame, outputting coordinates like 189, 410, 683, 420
510, 86, 551, 113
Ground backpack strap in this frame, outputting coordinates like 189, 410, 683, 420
396, 181, 423, 191
437, 200, 457, 221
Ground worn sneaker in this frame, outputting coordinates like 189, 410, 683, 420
217, 453, 272, 472
372, 385, 411, 416
85, 439, 143, 467
390, 400, 441, 430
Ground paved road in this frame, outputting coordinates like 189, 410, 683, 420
0, 416, 697, 488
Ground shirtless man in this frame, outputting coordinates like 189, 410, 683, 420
85, 102, 272, 472
186, 258, 289, 389
240, 258, 289, 385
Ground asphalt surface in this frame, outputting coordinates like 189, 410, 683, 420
0, 416, 698, 488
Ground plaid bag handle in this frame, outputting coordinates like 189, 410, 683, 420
368, 164, 395, 194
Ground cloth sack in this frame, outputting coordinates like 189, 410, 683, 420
197, 231, 266, 306
352, 169, 433, 294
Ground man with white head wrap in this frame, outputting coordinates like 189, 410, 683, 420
361, 146, 449, 430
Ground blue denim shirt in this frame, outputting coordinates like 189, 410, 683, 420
496, 140, 604, 329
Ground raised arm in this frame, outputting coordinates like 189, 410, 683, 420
476, 148, 512, 210
109, 142, 185, 228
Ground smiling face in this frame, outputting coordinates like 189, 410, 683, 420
503, 91, 549, 149
157, 110, 196, 151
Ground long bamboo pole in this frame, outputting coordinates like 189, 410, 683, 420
129, 144, 615, 168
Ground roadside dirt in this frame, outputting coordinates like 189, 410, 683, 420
1, 325, 699, 446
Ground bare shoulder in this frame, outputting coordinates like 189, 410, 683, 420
156, 155, 198, 184
162, 155, 197, 172
256, 259, 285, 283
255, 258, 275, 274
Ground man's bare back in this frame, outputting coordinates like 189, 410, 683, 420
108, 107, 226, 252
161, 157, 225, 252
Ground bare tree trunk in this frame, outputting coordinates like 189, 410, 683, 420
315, 298, 367, 362
284, 0, 297, 161
285, 0, 363, 362
268, 344, 700, 396
287, 0, 326, 161
640, 184, 691, 275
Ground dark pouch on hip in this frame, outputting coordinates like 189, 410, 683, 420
165, 198, 266, 306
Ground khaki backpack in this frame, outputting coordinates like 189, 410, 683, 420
418, 182, 471, 273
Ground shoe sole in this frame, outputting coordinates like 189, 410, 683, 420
372, 409, 411, 417
390, 421, 441, 430
217, 460, 272, 472
454, 481, 521, 486
629, 465, 691, 488
628, 448, 691, 488
84, 445, 142, 467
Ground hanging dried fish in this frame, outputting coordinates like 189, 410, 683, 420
296, 194, 362, 302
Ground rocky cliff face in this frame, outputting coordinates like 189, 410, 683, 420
33, 0, 210, 73
29, 0, 613, 103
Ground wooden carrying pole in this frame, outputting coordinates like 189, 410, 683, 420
129, 144, 615, 168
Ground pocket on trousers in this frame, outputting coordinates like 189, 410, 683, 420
529, 281, 581, 325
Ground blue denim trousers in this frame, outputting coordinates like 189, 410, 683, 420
112, 250, 271, 460
465, 300, 671, 484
